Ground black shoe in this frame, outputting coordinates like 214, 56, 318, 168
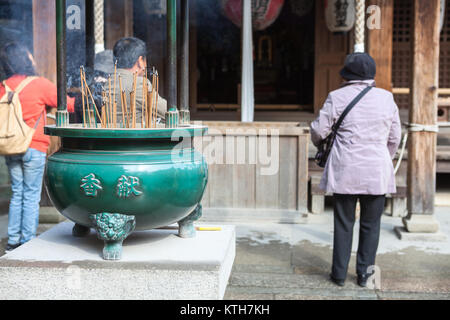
329, 274, 345, 287
5, 243, 21, 253
357, 274, 370, 287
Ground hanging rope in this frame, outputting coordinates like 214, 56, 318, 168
354, 0, 365, 53
394, 132, 408, 175
94, 0, 105, 53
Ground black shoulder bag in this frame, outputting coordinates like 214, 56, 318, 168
314, 86, 373, 168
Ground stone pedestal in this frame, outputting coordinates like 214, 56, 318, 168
402, 215, 440, 233
0, 222, 235, 300
394, 226, 447, 242
394, 214, 446, 242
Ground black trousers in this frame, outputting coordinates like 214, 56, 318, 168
332, 194, 386, 280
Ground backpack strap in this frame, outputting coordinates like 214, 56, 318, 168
2, 81, 12, 93
33, 110, 45, 129
14, 76, 38, 94
1, 82, 15, 104
2, 76, 38, 98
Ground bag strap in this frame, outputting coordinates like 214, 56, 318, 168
2, 76, 44, 129
14, 76, 38, 94
332, 85, 373, 132
1, 81, 12, 95
33, 110, 44, 129
1, 76, 38, 98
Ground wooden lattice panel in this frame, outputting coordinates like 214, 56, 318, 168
393, 0, 450, 112
440, 0, 450, 93
392, 0, 412, 109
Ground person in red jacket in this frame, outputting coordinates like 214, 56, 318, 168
0, 42, 75, 252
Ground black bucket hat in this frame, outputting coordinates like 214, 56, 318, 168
339, 52, 376, 81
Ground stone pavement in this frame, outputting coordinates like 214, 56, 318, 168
0, 207, 449, 300
222, 207, 450, 300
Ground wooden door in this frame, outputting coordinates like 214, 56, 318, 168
104, 0, 134, 49
314, 0, 350, 114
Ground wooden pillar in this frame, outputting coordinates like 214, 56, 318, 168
404, 0, 440, 233
367, 0, 394, 91
32, 0, 56, 84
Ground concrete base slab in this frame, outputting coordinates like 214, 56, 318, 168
0, 221, 235, 300
394, 226, 448, 242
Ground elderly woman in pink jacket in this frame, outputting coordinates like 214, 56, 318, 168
310, 53, 401, 287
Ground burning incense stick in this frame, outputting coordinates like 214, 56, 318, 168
133, 72, 137, 128
113, 61, 117, 128
102, 90, 107, 128
149, 67, 156, 128
81, 71, 103, 127
155, 70, 159, 126
120, 90, 125, 128
101, 104, 106, 128
81, 67, 93, 127
142, 68, 147, 128
108, 75, 112, 127
119, 76, 125, 128
146, 87, 151, 128
123, 90, 129, 128
80, 66, 86, 127
130, 90, 136, 128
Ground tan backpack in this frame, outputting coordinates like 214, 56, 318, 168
0, 76, 42, 155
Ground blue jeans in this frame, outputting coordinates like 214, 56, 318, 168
5, 148, 46, 245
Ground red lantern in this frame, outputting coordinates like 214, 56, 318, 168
221, 0, 285, 31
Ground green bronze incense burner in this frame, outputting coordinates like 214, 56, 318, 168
44, 125, 208, 260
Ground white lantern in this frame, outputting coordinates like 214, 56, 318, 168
440, 0, 446, 33
325, 0, 356, 33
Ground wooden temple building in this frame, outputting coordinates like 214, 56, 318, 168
0, 0, 447, 237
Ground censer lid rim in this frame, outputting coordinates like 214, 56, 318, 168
44, 124, 208, 139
